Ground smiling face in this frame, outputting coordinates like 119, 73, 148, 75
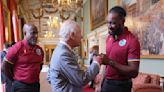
107, 12, 124, 36
24, 24, 38, 46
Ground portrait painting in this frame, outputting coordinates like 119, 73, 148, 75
81, 39, 88, 58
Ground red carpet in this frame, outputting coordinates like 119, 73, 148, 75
83, 85, 95, 92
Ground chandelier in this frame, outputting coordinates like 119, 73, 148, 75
29, 0, 83, 38
53, 0, 83, 11
31, 0, 83, 20
47, 16, 59, 29
44, 16, 60, 38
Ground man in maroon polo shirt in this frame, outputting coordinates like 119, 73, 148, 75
100, 6, 140, 92
2, 24, 44, 92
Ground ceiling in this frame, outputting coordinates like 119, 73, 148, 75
16, 0, 83, 38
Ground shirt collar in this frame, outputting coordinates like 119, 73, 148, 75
60, 40, 73, 51
111, 27, 129, 41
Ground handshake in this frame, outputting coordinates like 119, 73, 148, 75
93, 53, 114, 66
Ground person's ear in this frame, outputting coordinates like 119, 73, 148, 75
24, 31, 26, 36
70, 32, 75, 40
122, 18, 125, 24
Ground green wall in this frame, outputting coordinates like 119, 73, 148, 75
83, 0, 91, 37
108, 0, 117, 10
140, 59, 164, 77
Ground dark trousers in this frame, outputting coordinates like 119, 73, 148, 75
11, 80, 40, 92
101, 79, 132, 92
1, 73, 12, 92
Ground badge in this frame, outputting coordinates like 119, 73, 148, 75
36, 48, 41, 55
119, 39, 126, 46
24, 49, 26, 53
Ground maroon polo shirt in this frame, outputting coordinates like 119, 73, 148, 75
105, 28, 140, 80
5, 39, 44, 83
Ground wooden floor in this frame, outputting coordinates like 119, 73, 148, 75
40, 72, 51, 92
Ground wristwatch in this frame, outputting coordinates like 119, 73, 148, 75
109, 60, 114, 66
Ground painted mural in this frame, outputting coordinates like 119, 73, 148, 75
122, 0, 164, 58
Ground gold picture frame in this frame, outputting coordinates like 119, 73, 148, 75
81, 39, 88, 59
90, 0, 108, 30
3, 4, 11, 42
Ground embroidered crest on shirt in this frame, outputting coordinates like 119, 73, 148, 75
36, 48, 41, 55
24, 49, 27, 53
119, 39, 126, 46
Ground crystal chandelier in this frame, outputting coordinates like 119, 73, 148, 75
51, 0, 83, 20
44, 16, 59, 38
31, 0, 83, 20
47, 16, 59, 30
54, 0, 83, 11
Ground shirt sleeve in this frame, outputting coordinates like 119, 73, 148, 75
60, 53, 99, 87
41, 47, 44, 63
5, 42, 21, 64
128, 38, 140, 62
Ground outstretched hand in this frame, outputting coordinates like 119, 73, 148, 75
99, 54, 109, 65
93, 55, 103, 65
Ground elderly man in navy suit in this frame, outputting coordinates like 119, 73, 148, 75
47, 20, 102, 92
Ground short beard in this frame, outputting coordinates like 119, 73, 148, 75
109, 27, 123, 40
29, 40, 37, 46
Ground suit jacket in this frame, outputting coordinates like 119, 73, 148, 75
47, 43, 99, 92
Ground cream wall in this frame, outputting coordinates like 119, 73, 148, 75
140, 59, 164, 77
83, 0, 164, 77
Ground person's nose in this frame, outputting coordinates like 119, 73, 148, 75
34, 33, 38, 38
81, 36, 83, 39
111, 24, 116, 28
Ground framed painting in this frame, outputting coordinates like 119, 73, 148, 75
90, 0, 108, 30
122, 0, 164, 59
81, 39, 88, 59
3, 5, 11, 42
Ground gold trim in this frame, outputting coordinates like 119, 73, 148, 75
128, 59, 140, 62
3, 2, 11, 42
141, 55, 164, 59
4, 57, 14, 64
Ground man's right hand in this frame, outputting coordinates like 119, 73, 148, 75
93, 55, 103, 65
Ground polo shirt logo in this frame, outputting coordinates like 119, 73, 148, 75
119, 39, 126, 46
36, 48, 41, 55
24, 49, 27, 53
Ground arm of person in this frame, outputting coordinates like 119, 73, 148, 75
60, 53, 101, 87
40, 49, 44, 71
40, 62, 43, 71
1, 42, 21, 81
109, 60, 139, 78
95, 65, 106, 92
1, 58, 14, 81
106, 38, 140, 78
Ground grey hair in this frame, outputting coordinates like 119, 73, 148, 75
59, 20, 80, 41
